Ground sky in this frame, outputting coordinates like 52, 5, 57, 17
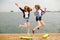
0, 0, 60, 12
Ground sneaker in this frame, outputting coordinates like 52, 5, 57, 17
18, 24, 23, 29
19, 24, 22, 28
32, 30, 35, 34
27, 33, 30, 36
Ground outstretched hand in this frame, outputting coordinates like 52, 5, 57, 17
44, 8, 46, 10
44, 8, 46, 12
15, 3, 19, 7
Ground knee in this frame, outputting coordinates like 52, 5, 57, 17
39, 24, 42, 27
42, 23, 45, 26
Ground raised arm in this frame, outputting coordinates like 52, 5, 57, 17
15, 3, 24, 12
15, 3, 20, 8
44, 8, 46, 13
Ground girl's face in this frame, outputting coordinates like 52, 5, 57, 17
35, 5, 40, 11
35, 6, 39, 10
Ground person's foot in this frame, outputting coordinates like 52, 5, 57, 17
19, 24, 22, 27
27, 33, 30, 36
18, 24, 23, 29
32, 30, 35, 34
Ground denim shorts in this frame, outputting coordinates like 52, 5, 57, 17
24, 18, 29, 23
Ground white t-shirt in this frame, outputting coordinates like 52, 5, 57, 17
25, 12, 29, 18
38, 10, 42, 16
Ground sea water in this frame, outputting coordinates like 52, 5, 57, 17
0, 12, 60, 33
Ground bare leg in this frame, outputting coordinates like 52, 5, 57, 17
32, 20, 45, 34
22, 23, 27, 28
19, 23, 27, 29
32, 21, 42, 34
33, 21, 41, 31
40, 20, 45, 26
27, 22, 30, 34
20, 22, 30, 34
36, 20, 45, 29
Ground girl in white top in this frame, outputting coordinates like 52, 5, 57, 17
15, 3, 32, 34
32, 5, 46, 34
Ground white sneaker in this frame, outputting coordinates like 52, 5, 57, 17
19, 24, 22, 28
18, 24, 24, 29
27, 33, 30, 36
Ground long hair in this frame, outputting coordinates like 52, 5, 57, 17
24, 6, 32, 12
